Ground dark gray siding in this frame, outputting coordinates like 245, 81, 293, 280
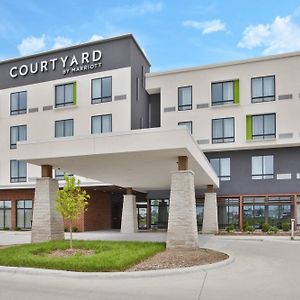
149, 93, 161, 128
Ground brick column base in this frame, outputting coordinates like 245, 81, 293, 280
167, 171, 199, 249
31, 178, 64, 243
202, 192, 218, 234
121, 194, 138, 233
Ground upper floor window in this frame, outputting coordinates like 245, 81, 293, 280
10, 91, 27, 115
91, 77, 112, 104
10, 160, 27, 183
91, 114, 112, 134
251, 76, 275, 103
212, 80, 239, 106
178, 121, 192, 134
10, 125, 27, 149
252, 155, 274, 180
54, 169, 73, 180
55, 119, 74, 138
212, 117, 234, 143
210, 158, 231, 181
55, 83, 76, 107
251, 113, 276, 140
178, 86, 192, 111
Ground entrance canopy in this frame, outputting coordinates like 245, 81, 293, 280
16, 128, 219, 191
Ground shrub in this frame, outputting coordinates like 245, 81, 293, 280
3, 227, 10, 231
282, 222, 290, 232
262, 223, 270, 232
246, 225, 255, 233
15, 227, 21, 231
64, 227, 69, 232
243, 221, 252, 232
72, 226, 79, 232
226, 224, 236, 233
268, 226, 278, 234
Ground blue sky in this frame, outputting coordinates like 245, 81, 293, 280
1, 0, 300, 71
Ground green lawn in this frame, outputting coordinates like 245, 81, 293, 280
0, 240, 165, 272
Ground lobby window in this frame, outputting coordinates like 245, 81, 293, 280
178, 121, 192, 134
91, 77, 112, 104
246, 113, 276, 140
54, 169, 73, 180
17, 200, 32, 229
211, 80, 239, 106
10, 160, 27, 183
10, 91, 27, 115
178, 86, 192, 111
243, 197, 266, 229
210, 158, 231, 181
252, 155, 274, 180
55, 82, 76, 107
0, 200, 11, 229
10, 125, 27, 149
218, 198, 240, 229
251, 75, 275, 103
212, 117, 234, 143
91, 114, 112, 134
55, 119, 74, 138
150, 199, 169, 229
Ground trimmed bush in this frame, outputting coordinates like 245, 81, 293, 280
72, 226, 79, 232
262, 223, 270, 232
246, 225, 255, 233
282, 222, 290, 232
226, 224, 236, 233
64, 227, 69, 232
268, 226, 278, 234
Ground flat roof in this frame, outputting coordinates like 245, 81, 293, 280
147, 50, 300, 77
0, 33, 151, 67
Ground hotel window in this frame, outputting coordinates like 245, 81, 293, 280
212, 117, 234, 143
10, 125, 27, 149
91, 77, 112, 104
136, 77, 140, 101
55, 119, 74, 138
0, 201, 11, 229
91, 114, 112, 134
55, 82, 76, 107
218, 198, 240, 229
10, 160, 27, 183
10, 91, 27, 115
211, 80, 239, 106
210, 158, 231, 181
251, 76, 275, 103
178, 121, 192, 134
54, 169, 73, 180
17, 200, 32, 229
251, 155, 274, 179
247, 113, 276, 140
178, 86, 192, 111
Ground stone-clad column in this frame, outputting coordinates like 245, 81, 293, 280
121, 188, 138, 233
166, 170, 199, 249
202, 185, 218, 234
31, 166, 64, 243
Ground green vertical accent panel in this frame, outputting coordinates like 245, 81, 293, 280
73, 82, 77, 105
234, 80, 239, 104
246, 115, 252, 140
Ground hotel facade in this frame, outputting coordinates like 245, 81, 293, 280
0, 34, 299, 236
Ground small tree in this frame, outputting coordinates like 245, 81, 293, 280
56, 175, 90, 249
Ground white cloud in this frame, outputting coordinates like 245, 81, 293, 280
52, 36, 74, 49
17, 35, 46, 56
88, 34, 104, 42
183, 19, 227, 34
238, 15, 300, 55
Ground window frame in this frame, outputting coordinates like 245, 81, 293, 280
251, 155, 274, 180
91, 76, 112, 104
178, 121, 193, 134
0, 200, 12, 229
210, 158, 231, 181
251, 75, 275, 103
55, 82, 75, 108
16, 200, 33, 229
91, 114, 112, 134
251, 113, 276, 140
211, 80, 234, 106
10, 91, 27, 115
10, 125, 27, 149
10, 160, 27, 183
212, 117, 235, 144
178, 86, 192, 111
55, 119, 74, 138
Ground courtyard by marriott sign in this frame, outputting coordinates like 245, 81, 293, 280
9, 50, 102, 78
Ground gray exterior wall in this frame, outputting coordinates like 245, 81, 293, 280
147, 147, 300, 199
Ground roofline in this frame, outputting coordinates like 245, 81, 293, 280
147, 50, 300, 77
0, 33, 151, 67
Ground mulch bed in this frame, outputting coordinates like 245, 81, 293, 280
127, 248, 228, 271
49, 249, 95, 257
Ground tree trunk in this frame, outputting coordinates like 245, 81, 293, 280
69, 223, 73, 250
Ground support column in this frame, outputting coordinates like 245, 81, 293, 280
31, 165, 64, 243
202, 185, 218, 234
120, 188, 138, 233
167, 156, 198, 249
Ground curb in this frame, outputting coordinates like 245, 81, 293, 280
0, 253, 234, 280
